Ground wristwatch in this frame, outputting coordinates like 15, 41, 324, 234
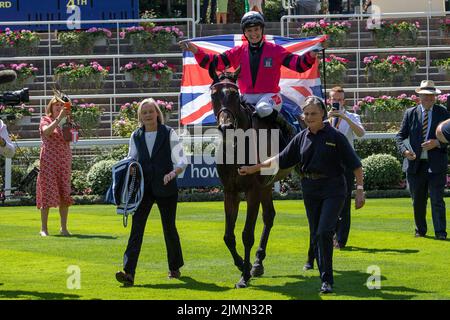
356, 185, 364, 190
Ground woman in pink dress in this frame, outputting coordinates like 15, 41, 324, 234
36, 95, 73, 237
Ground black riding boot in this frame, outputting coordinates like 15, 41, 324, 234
265, 110, 296, 138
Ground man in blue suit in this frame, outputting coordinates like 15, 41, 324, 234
396, 80, 449, 240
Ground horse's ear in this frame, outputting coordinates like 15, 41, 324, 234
233, 66, 241, 81
208, 55, 220, 84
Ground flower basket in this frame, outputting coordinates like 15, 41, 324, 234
71, 101, 102, 138
150, 60, 175, 91
120, 27, 153, 53
150, 26, 183, 53
354, 94, 418, 130
434, 58, 450, 79
0, 104, 34, 126
0, 63, 38, 90
156, 100, 174, 123
113, 101, 139, 137
121, 60, 153, 87
370, 21, 420, 47
363, 55, 418, 85
0, 28, 40, 55
54, 61, 110, 93
298, 20, 351, 47
320, 55, 349, 85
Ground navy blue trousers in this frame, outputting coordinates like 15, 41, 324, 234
335, 168, 354, 246
302, 176, 346, 285
407, 160, 447, 238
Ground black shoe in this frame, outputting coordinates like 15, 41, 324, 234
115, 271, 134, 286
320, 282, 333, 294
303, 262, 314, 271
435, 234, 447, 240
415, 231, 426, 238
168, 269, 181, 279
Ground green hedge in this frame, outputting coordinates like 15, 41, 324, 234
361, 154, 403, 190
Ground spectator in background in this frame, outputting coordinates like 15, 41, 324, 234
295, 0, 320, 16
115, 98, 187, 287
216, 0, 229, 24
395, 80, 449, 241
200, 0, 218, 23
36, 94, 73, 237
328, 0, 343, 14
0, 120, 15, 158
248, 0, 263, 14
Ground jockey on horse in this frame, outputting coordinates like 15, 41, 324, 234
180, 10, 319, 140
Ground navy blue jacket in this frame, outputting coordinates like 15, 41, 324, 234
396, 104, 449, 174
132, 124, 178, 197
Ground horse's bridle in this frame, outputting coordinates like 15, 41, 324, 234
211, 81, 240, 129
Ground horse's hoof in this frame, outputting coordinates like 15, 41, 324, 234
235, 277, 249, 289
250, 263, 264, 277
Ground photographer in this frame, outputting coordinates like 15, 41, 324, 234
36, 93, 73, 237
0, 120, 15, 158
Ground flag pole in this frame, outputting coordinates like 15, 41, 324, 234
321, 48, 327, 106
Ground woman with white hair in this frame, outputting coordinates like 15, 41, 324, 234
115, 98, 187, 287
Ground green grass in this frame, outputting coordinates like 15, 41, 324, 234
0, 198, 449, 300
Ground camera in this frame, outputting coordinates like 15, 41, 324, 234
332, 102, 340, 110
0, 88, 30, 120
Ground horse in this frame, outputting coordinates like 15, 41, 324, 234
209, 68, 296, 288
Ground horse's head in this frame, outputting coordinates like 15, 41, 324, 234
209, 66, 243, 132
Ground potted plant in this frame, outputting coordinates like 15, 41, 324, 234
434, 58, 450, 77
353, 94, 418, 130
120, 60, 153, 86
320, 54, 349, 85
54, 61, 110, 93
113, 101, 139, 137
298, 20, 351, 46
0, 63, 38, 90
156, 99, 174, 122
0, 28, 40, 55
70, 100, 103, 138
85, 27, 112, 46
150, 60, 174, 91
395, 21, 420, 45
0, 103, 34, 126
58, 30, 92, 54
120, 26, 152, 52
437, 93, 450, 107
150, 26, 184, 53
439, 18, 450, 36
363, 55, 419, 84
368, 21, 396, 47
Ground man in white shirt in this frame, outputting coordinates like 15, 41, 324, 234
328, 86, 365, 248
0, 120, 15, 158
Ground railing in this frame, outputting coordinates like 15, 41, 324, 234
2, 131, 398, 196
280, 11, 450, 102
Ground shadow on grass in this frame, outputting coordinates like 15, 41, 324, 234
54, 234, 118, 240
134, 276, 231, 292
254, 270, 430, 300
0, 290, 81, 300
342, 246, 420, 254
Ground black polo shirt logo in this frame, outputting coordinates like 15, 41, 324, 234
263, 58, 273, 68
325, 142, 336, 147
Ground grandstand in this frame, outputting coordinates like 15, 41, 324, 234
0, 1, 449, 195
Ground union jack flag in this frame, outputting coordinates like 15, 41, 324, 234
180, 34, 327, 125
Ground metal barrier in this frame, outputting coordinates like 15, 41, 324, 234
2, 131, 398, 196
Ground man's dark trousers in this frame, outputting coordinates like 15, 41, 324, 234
335, 168, 354, 246
407, 160, 447, 238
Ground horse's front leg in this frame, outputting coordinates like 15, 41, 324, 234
235, 188, 260, 288
251, 187, 275, 277
223, 191, 244, 272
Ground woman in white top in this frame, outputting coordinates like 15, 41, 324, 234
116, 98, 188, 286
